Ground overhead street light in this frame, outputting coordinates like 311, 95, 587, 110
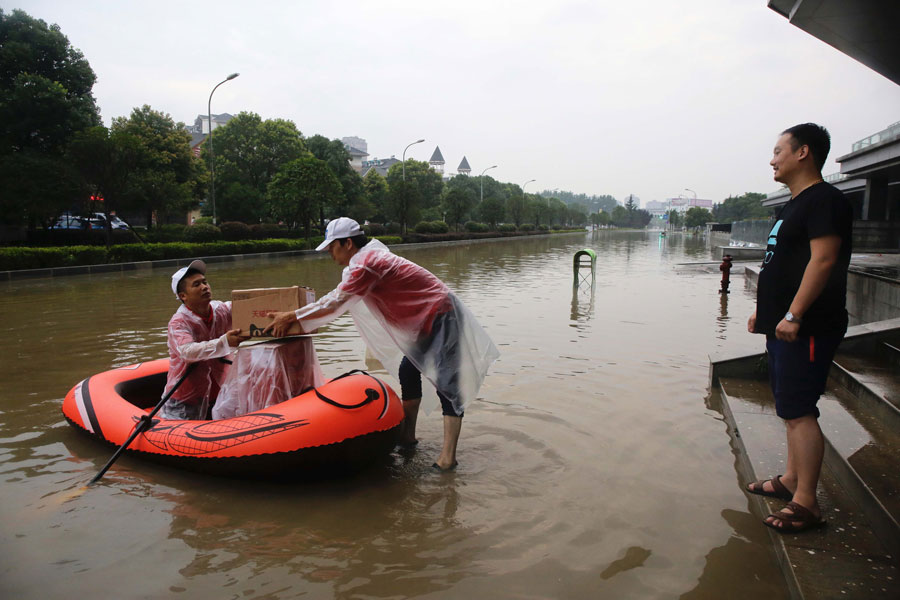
480, 165, 498, 203
522, 178, 536, 199
207, 72, 240, 225
402, 138, 425, 181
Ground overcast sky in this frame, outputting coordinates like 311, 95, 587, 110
13, 0, 900, 204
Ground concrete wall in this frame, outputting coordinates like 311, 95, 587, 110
854, 221, 900, 250
846, 270, 900, 324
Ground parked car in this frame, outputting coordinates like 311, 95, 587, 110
51, 212, 83, 229
86, 212, 130, 230
51, 212, 130, 230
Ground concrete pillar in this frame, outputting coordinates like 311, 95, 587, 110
862, 177, 889, 220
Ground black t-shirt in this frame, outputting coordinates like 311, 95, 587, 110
755, 181, 853, 336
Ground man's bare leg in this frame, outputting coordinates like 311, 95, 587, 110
400, 397, 421, 446
435, 415, 462, 470
767, 414, 823, 527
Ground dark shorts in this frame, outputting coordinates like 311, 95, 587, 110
766, 334, 843, 420
398, 309, 463, 418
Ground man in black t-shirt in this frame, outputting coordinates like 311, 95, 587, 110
746, 123, 853, 533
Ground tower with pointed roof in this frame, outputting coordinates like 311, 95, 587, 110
429, 146, 445, 174
457, 156, 471, 176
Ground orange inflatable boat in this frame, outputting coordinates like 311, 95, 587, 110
62, 359, 404, 478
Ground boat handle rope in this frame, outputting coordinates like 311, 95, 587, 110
317, 369, 390, 419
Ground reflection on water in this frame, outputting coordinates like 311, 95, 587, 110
571, 280, 596, 326
0, 232, 788, 599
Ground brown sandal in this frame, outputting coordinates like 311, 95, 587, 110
747, 475, 793, 501
764, 501, 826, 533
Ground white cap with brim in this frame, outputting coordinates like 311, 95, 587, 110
315, 217, 362, 251
171, 259, 207, 299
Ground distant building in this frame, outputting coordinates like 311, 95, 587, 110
645, 200, 669, 216
429, 146, 445, 174
188, 132, 207, 158
361, 156, 401, 178
457, 156, 471, 175
341, 136, 368, 154
185, 113, 234, 134
666, 196, 714, 213
344, 145, 369, 173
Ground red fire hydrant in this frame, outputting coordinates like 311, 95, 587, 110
719, 254, 733, 294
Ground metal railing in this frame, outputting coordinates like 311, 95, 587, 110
851, 121, 900, 152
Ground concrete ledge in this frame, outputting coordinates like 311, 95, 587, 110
708, 351, 766, 387
717, 246, 765, 260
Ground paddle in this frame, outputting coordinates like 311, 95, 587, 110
88, 362, 197, 485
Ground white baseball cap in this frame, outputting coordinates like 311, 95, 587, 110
316, 217, 362, 251
171, 259, 207, 299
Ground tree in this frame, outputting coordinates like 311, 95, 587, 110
684, 206, 713, 228
712, 192, 771, 222
0, 9, 101, 228
267, 156, 342, 243
386, 159, 443, 212
479, 196, 505, 229
363, 170, 389, 221
111, 105, 206, 229
506, 191, 527, 227
539, 189, 617, 214
68, 125, 140, 238
0, 150, 84, 229
385, 179, 420, 233
443, 187, 476, 231
567, 203, 589, 227
547, 197, 566, 225
305, 134, 365, 220
204, 112, 306, 223
527, 196, 550, 227
666, 209, 683, 229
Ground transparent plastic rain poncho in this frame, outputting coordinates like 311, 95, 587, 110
162, 301, 234, 420
294, 239, 499, 414
212, 337, 325, 420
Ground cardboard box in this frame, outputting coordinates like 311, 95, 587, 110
231, 286, 316, 339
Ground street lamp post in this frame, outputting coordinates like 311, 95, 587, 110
479, 165, 498, 203
402, 138, 425, 181
207, 72, 239, 225
522, 179, 536, 197
684, 188, 697, 204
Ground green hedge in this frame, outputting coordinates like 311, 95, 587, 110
0, 238, 326, 271
375, 236, 403, 245
0, 245, 108, 270
0, 230, 581, 271
414, 220, 450, 234
183, 223, 222, 243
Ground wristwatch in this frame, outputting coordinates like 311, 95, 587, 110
784, 311, 802, 324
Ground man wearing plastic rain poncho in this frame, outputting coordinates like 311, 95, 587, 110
265, 218, 499, 471
162, 260, 248, 420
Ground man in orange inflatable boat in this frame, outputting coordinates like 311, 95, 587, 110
161, 260, 247, 420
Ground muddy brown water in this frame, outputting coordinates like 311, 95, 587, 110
0, 232, 788, 599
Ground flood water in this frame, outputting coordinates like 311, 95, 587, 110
1, 231, 789, 599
